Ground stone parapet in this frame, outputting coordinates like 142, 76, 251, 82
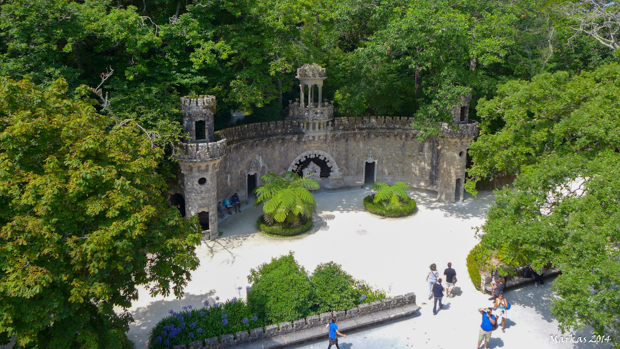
440, 121, 478, 139
216, 121, 303, 143
333, 116, 416, 131
170, 292, 419, 349
176, 136, 227, 162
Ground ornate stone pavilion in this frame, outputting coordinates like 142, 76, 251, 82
172, 63, 478, 239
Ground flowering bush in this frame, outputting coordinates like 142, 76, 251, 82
148, 300, 264, 349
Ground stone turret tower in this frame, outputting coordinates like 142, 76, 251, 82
288, 63, 334, 134
176, 96, 227, 240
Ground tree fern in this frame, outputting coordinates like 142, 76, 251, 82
370, 182, 411, 209
253, 172, 319, 227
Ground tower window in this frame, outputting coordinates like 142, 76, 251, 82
195, 120, 206, 140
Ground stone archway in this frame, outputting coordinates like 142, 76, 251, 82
288, 150, 341, 179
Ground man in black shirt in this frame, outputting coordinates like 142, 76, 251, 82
444, 262, 457, 298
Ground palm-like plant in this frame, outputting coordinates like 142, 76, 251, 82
371, 182, 410, 208
254, 172, 320, 227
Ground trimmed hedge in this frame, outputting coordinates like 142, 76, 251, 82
256, 215, 313, 236
363, 194, 417, 217
466, 243, 491, 291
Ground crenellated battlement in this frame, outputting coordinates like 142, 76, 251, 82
176, 135, 227, 162
180, 95, 217, 116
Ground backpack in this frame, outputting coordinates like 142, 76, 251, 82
506, 301, 511, 310
491, 316, 499, 331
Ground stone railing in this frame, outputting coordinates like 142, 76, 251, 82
333, 116, 416, 131
216, 121, 303, 143
288, 103, 334, 121
171, 292, 418, 349
440, 121, 479, 138
176, 136, 227, 162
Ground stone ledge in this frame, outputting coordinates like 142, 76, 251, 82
482, 268, 562, 294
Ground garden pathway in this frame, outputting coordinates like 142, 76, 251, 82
127, 188, 605, 349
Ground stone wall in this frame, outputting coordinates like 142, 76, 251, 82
171, 292, 417, 349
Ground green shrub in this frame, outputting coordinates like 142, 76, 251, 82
467, 243, 491, 291
148, 298, 264, 349
256, 215, 312, 236
363, 194, 417, 217
247, 252, 313, 323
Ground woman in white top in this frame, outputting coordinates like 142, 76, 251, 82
426, 263, 439, 300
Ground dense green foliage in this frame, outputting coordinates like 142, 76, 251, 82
0, 78, 201, 347
466, 244, 492, 291
256, 215, 313, 236
253, 172, 319, 227
247, 253, 385, 324
467, 62, 620, 343
148, 299, 264, 349
364, 182, 416, 217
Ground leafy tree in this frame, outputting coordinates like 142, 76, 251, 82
0, 77, 201, 348
466, 63, 620, 344
370, 182, 410, 208
253, 172, 319, 227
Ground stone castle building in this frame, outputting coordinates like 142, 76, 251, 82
171, 63, 478, 239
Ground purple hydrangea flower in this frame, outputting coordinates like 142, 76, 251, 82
169, 332, 176, 339
200, 311, 205, 316
169, 309, 174, 314
178, 316, 183, 322
197, 328, 203, 334
357, 284, 363, 288
215, 296, 220, 301
231, 298, 237, 304
246, 286, 252, 291
161, 331, 167, 337
251, 316, 258, 322
180, 322, 186, 329
222, 314, 228, 319
204, 300, 210, 307
222, 319, 229, 326
183, 306, 187, 310
189, 305, 193, 309
188, 332, 194, 338
164, 340, 169, 346
360, 295, 367, 301
238, 286, 242, 290
190, 323, 196, 329
155, 337, 162, 343
242, 318, 249, 324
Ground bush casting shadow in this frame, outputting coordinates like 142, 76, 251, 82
256, 215, 313, 236
363, 194, 417, 217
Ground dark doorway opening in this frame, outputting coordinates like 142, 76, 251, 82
195, 120, 206, 140
169, 194, 186, 217
460, 106, 468, 122
198, 211, 209, 230
247, 174, 257, 198
364, 162, 376, 186
455, 178, 463, 202
294, 157, 331, 178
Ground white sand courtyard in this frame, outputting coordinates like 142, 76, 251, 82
127, 188, 607, 349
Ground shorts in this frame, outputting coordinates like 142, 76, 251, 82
478, 329, 492, 342
446, 282, 455, 288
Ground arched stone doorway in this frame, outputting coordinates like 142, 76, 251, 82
287, 150, 341, 180
169, 193, 186, 217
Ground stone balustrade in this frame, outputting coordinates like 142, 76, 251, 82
171, 292, 418, 349
216, 120, 303, 143
288, 104, 334, 121
176, 136, 227, 162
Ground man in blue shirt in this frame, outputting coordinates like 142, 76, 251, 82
477, 308, 496, 349
325, 317, 346, 349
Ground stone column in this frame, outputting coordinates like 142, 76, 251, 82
318, 85, 323, 108
300, 84, 305, 108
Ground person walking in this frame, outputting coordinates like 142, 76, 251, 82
432, 278, 444, 315
493, 293, 509, 332
325, 317, 346, 349
533, 266, 545, 287
426, 263, 439, 300
477, 308, 496, 349
444, 262, 457, 298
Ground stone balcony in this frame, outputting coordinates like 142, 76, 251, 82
288, 102, 334, 121
440, 121, 479, 138
175, 135, 227, 162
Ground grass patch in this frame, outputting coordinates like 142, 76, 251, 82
256, 215, 313, 236
363, 194, 417, 217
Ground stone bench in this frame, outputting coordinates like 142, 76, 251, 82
482, 268, 561, 294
